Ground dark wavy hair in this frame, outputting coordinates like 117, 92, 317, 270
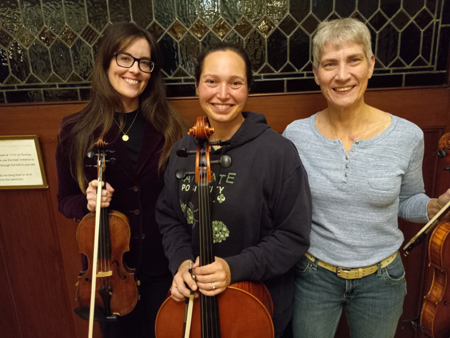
62, 23, 187, 191
194, 42, 254, 90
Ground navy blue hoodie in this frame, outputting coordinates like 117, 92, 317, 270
156, 112, 311, 336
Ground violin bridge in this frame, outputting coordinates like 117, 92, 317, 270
96, 270, 113, 278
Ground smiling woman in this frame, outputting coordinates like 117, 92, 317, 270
313, 41, 374, 117
195, 50, 248, 140
283, 18, 450, 338
107, 40, 152, 112
156, 42, 312, 338
55, 22, 187, 338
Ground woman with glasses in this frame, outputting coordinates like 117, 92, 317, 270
56, 23, 187, 338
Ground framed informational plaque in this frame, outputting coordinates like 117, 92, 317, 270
0, 135, 48, 189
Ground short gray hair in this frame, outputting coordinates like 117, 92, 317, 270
312, 18, 373, 69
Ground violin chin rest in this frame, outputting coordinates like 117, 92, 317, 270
74, 305, 118, 322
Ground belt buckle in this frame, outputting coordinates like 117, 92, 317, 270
336, 267, 362, 279
336, 267, 352, 279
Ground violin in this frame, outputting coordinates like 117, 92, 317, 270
419, 133, 450, 338
403, 133, 450, 256
75, 140, 138, 338
155, 117, 274, 337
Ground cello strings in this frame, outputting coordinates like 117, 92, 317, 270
198, 142, 221, 337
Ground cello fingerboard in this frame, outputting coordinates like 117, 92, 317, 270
198, 155, 221, 336
201, 294, 221, 338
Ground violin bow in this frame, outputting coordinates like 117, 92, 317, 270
87, 150, 104, 338
403, 199, 450, 256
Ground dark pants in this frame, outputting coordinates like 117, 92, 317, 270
101, 277, 172, 338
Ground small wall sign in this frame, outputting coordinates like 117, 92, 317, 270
0, 136, 48, 189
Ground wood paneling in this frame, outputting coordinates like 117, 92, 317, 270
0, 87, 449, 338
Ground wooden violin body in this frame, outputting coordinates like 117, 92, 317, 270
76, 210, 138, 320
420, 133, 450, 338
420, 221, 450, 338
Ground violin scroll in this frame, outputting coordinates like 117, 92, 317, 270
438, 133, 450, 160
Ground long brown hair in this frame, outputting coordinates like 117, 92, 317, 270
61, 23, 187, 192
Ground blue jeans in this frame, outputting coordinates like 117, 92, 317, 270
292, 253, 406, 338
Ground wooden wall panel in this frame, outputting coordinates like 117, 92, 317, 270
0, 223, 22, 338
0, 87, 449, 338
0, 189, 76, 337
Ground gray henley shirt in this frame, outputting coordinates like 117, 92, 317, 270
283, 113, 430, 267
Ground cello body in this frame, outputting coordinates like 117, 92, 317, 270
155, 281, 274, 338
420, 221, 450, 338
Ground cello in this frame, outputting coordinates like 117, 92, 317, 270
155, 117, 274, 337
419, 133, 450, 338
75, 140, 139, 337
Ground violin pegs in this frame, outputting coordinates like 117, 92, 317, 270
437, 149, 447, 158
87, 151, 95, 158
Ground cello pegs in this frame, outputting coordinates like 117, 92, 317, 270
175, 169, 195, 180
176, 169, 186, 180
220, 155, 232, 168
177, 148, 196, 157
210, 156, 232, 168
210, 140, 230, 147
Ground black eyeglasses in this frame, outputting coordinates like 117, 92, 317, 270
113, 52, 155, 73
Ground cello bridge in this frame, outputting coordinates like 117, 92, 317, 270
96, 270, 113, 278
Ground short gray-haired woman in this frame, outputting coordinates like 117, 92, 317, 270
283, 18, 450, 338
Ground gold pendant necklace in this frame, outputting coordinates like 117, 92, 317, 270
114, 109, 139, 142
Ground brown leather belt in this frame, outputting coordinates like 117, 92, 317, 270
304, 251, 398, 279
